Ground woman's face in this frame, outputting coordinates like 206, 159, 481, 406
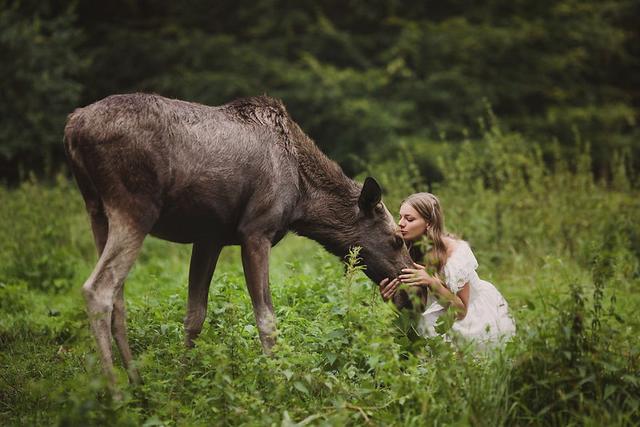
398, 203, 428, 242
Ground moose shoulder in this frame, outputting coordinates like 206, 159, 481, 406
64, 93, 412, 389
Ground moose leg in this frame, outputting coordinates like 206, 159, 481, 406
184, 242, 222, 347
86, 205, 141, 384
112, 286, 140, 385
241, 236, 276, 353
82, 219, 145, 390
89, 206, 108, 256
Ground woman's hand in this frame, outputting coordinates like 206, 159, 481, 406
400, 263, 467, 319
379, 277, 400, 301
399, 263, 440, 290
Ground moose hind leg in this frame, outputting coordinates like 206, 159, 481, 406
112, 286, 141, 385
184, 242, 222, 347
82, 219, 145, 390
89, 206, 109, 256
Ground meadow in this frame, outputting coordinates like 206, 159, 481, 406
1, 125, 639, 426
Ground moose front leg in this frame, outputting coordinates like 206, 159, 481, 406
241, 236, 276, 353
184, 242, 222, 347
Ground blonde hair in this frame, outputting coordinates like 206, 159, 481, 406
402, 192, 451, 275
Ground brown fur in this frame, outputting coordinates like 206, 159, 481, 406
64, 93, 412, 391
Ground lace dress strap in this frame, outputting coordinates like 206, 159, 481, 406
443, 241, 479, 294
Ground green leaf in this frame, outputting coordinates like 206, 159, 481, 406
604, 384, 617, 400
613, 313, 625, 324
293, 381, 309, 395
326, 352, 337, 365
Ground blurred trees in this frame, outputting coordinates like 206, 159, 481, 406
0, 0, 85, 178
0, 0, 638, 181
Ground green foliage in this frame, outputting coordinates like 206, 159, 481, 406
0, 1, 86, 176
1, 0, 639, 180
0, 175, 91, 292
1, 4, 637, 422
1, 125, 638, 424
507, 279, 640, 425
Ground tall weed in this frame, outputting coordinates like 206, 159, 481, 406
0, 123, 639, 425
0, 175, 90, 292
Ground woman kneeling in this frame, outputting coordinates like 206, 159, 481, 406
379, 193, 515, 347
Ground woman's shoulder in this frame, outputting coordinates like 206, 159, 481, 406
445, 239, 477, 266
445, 238, 470, 258
442, 239, 478, 291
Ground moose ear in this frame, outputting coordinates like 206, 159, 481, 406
358, 177, 382, 212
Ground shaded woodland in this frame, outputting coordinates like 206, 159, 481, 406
1, 0, 638, 182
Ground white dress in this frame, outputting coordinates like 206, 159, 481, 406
418, 241, 516, 347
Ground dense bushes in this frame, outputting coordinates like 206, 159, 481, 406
2, 1, 639, 179
507, 263, 640, 425
0, 125, 638, 425
0, 175, 90, 293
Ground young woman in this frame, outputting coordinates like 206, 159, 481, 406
379, 192, 515, 346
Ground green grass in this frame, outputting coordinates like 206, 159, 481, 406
1, 129, 639, 425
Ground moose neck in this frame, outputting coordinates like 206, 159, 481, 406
290, 131, 360, 259
291, 189, 359, 259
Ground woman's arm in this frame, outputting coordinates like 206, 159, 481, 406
399, 263, 469, 320
430, 278, 469, 320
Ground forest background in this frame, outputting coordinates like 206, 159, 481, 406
1, 1, 640, 425
1, 0, 639, 181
